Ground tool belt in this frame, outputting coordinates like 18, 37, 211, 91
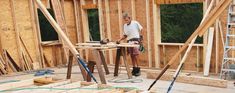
127, 38, 140, 42
127, 38, 145, 53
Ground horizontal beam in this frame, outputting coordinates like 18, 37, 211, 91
156, 0, 203, 4
82, 4, 97, 9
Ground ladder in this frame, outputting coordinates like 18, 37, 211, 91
220, 3, 235, 79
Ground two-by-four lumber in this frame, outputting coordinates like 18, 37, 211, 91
204, 28, 215, 76
104, 0, 114, 65
82, 4, 97, 9
30, 0, 45, 68
155, 0, 204, 5
146, 0, 152, 68
153, 0, 161, 68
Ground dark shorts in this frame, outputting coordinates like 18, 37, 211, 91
127, 41, 140, 55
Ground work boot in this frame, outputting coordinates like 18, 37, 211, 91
134, 67, 141, 76
132, 67, 137, 75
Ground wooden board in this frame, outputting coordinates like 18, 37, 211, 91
146, 70, 228, 88
81, 4, 97, 9
204, 28, 214, 76
155, 0, 204, 5
0, 76, 50, 91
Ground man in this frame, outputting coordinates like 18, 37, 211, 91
117, 13, 143, 76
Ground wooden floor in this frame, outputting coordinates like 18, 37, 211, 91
0, 65, 234, 93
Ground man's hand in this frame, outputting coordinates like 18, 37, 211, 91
116, 40, 120, 44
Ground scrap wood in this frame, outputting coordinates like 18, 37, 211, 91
43, 54, 53, 67
146, 70, 228, 88
0, 58, 7, 74
34, 77, 56, 85
19, 36, 34, 65
4, 50, 22, 72
22, 52, 33, 71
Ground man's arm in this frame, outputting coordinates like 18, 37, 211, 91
117, 35, 127, 44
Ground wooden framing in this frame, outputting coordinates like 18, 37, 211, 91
131, 0, 136, 20
153, 1, 161, 68
146, 0, 152, 67
82, 4, 97, 9
28, 0, 43, 69
156, 0, 204, 4
105, 0, 114, 64
118, 0, 123, 36
0, 0, 232, 75
98, 0, 104, 40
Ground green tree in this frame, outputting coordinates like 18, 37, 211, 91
161, 3, 203, 43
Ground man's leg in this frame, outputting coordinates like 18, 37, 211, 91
131, 54, 137, 67
131, 54, 141, 76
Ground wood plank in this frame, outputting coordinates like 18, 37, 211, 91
73, 0, 82, 43
5, 50, 21, 72
28, 0, 42, 69
218, 20, 225, 48
82, 4, 97, 9
121, 48, 132, 79
117, 0, 123, 36
51, 0, 69, 66
146, 70, 227, 88
80, 0, 90, 62
155, 0, 204, 4
66, 51, 73, 79
153, 2, 161, 68
131, 0, 136, 20
80, 0, 90, 42
98, 0, 104, 40
99, 51, 110, 75
92, 50, 106, 84
146, 0, 152, 68
204, 27, 214, 76
31, 0, 45, 68
215, 20, 219, 74
19, 36, 34, 69
14, 80, 72, 93
104, 0, 114, 65
0, 76, 49, 91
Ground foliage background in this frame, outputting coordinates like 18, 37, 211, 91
160, 3, 203, 43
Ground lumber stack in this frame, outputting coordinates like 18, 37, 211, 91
0, 49, 35, 75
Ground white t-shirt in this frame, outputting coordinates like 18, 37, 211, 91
123, 20, 143, 40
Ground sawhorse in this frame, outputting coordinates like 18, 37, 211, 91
114, 47, 132, 79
